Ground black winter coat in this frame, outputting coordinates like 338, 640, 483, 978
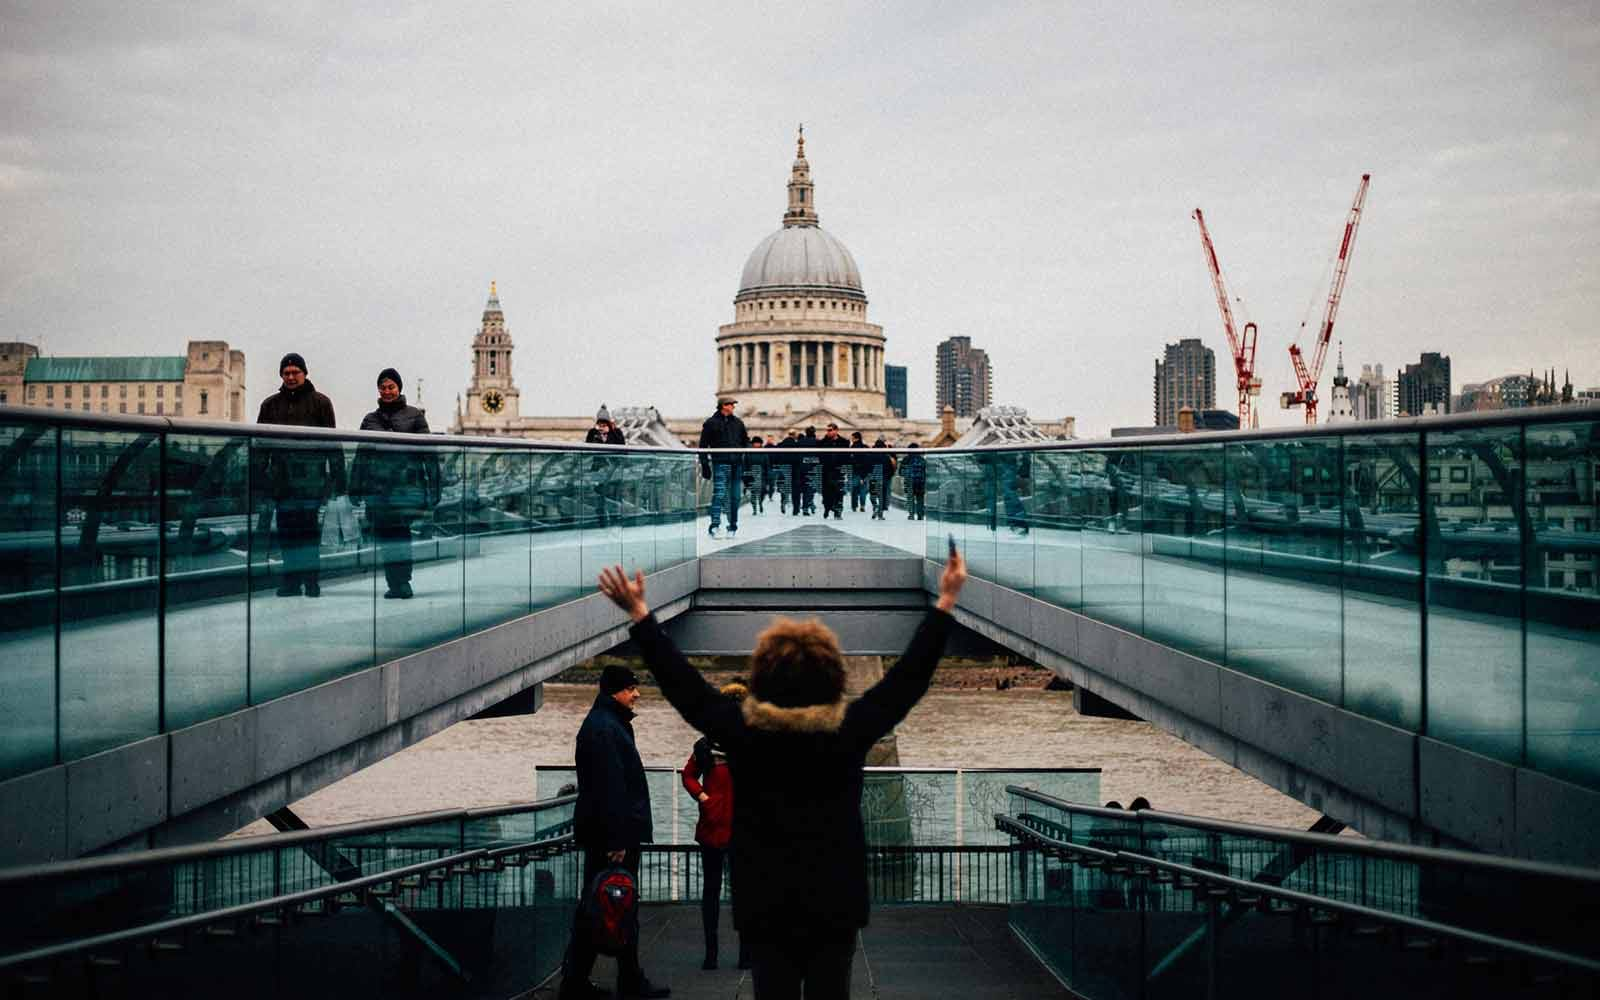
629, 609, 953, 934
573, 694, 654, 852
350, 398, 439, 512
698, 411, 749, 475
256, 381, 343, 502
584, 426, 626, 445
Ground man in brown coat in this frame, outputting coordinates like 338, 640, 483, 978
257, 352, 342, 597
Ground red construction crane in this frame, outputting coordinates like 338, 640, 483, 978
1193, 208, 1261, 428
1282, 174, 1371, 424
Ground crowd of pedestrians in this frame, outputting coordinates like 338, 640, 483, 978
695, 397, 929, 540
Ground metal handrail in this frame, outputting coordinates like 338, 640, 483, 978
0, 849, 487, 971
1132, 853, 1600, 975
0, 807, 472, 885
6, 397, 1593, 455
1003, 786, 1600, 885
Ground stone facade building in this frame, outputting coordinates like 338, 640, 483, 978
0, 340, 246, 421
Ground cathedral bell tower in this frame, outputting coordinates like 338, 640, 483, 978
462, 281, 521, 431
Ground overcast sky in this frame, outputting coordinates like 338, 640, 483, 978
2, 2, 1596, 436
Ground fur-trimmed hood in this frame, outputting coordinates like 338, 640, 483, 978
741, 696, 846, 734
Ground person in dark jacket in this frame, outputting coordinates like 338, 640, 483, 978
816, 424, 849, 519
900, 443, 927, 520
561, 664, 670, 1000
681, 682, 750, 971
869, 438, 897, 520
848, 432, 870, 512
774, 430, 800, 515
350, 368, 437, 600
597, 548, 968, 998
585, 404, 626, 445
743, 437, 768, 516
698, 398, 749, 539
584, 405, 626, 529
797, 426, 820, 516
256, 352, 342, 597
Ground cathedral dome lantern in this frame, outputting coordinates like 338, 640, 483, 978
718, 128, 887, 419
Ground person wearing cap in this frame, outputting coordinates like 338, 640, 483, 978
848, 431, 870, 512
561, 663, 670, 1000
350, 369, 438, 600
256, 353, 342, 597
697, 397, 749, 539
584, 404, 626, 445
584, 405, 626, 530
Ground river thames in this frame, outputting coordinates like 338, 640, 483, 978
237, 681, 1321, 836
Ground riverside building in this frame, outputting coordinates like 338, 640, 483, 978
0, 340, 247, 421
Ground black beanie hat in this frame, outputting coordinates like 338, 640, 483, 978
377, 367, 403, 391
599, 664, 638, 695
279, 352, 307, 374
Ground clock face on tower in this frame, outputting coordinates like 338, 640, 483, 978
482, 390, 504, 415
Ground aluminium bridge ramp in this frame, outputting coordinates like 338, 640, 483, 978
994, 787, 1600, 999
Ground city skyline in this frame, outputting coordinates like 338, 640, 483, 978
2, 3, 1596, 437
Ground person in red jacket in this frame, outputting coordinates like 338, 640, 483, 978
681, 682, 748, 972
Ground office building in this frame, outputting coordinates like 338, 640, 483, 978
885, 364, 907, 418
1153, 338, 1215, 427
935, 336, 992, 418
1397, 353, 1451, 417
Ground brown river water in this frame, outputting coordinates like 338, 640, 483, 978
236, 683, 1320, 836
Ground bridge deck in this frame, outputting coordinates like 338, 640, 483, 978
541, 903, 1068, 999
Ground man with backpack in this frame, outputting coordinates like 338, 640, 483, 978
560, 665, 670, 1000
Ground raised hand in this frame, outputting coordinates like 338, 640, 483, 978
598, 565, 650, 622
936, 549, 967, 612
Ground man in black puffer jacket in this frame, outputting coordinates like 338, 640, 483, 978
598, 548, 968, 998
350, 368, 438, 600
698, 398, 749, 539
560, 665, 669, 1000
256, 352, 342, 597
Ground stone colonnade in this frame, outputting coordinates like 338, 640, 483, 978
722, 339, 885, 392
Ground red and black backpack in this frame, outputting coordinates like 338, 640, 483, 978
580, 866, 639, 956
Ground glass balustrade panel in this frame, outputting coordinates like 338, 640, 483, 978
1340, 431, 1423, 729
1223, 438, 1343, 701
1080, 449, 1144, 633
1141, 445, 1225, 661
248, 436, 372, 703
1031, 451, 1083, 611
530, 452, 585, 611
993, 450, 1035, 593
1522, 418, 1600, 788
464, 447, 533, 631
0, 420, 58, 778
1425, 424, 1524, 762
162, 431, 250, 729
58, 427, 161, 758
371, 444, 465, 665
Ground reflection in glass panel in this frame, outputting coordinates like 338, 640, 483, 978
0, 421, 58, 777
1141, 445, 1224, 661
373, 444, 464, 664
163, 432, 250, 729
1426, 425, 1523, 762
1523, 419, 1599, 786
1223, 439, 1342, 701
1341, 433, 1422, 729
464, 447, 531, 632
531, 453, 584, 611
924, 453, 950, 562
993, 451, 1034, 593
1079, 449, 1143, 633
59, 428, 161, 758
249, 437, 371, 703
1030, 451, 1081, 610
581, 451, 623, 586
619, 454, 659, 576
